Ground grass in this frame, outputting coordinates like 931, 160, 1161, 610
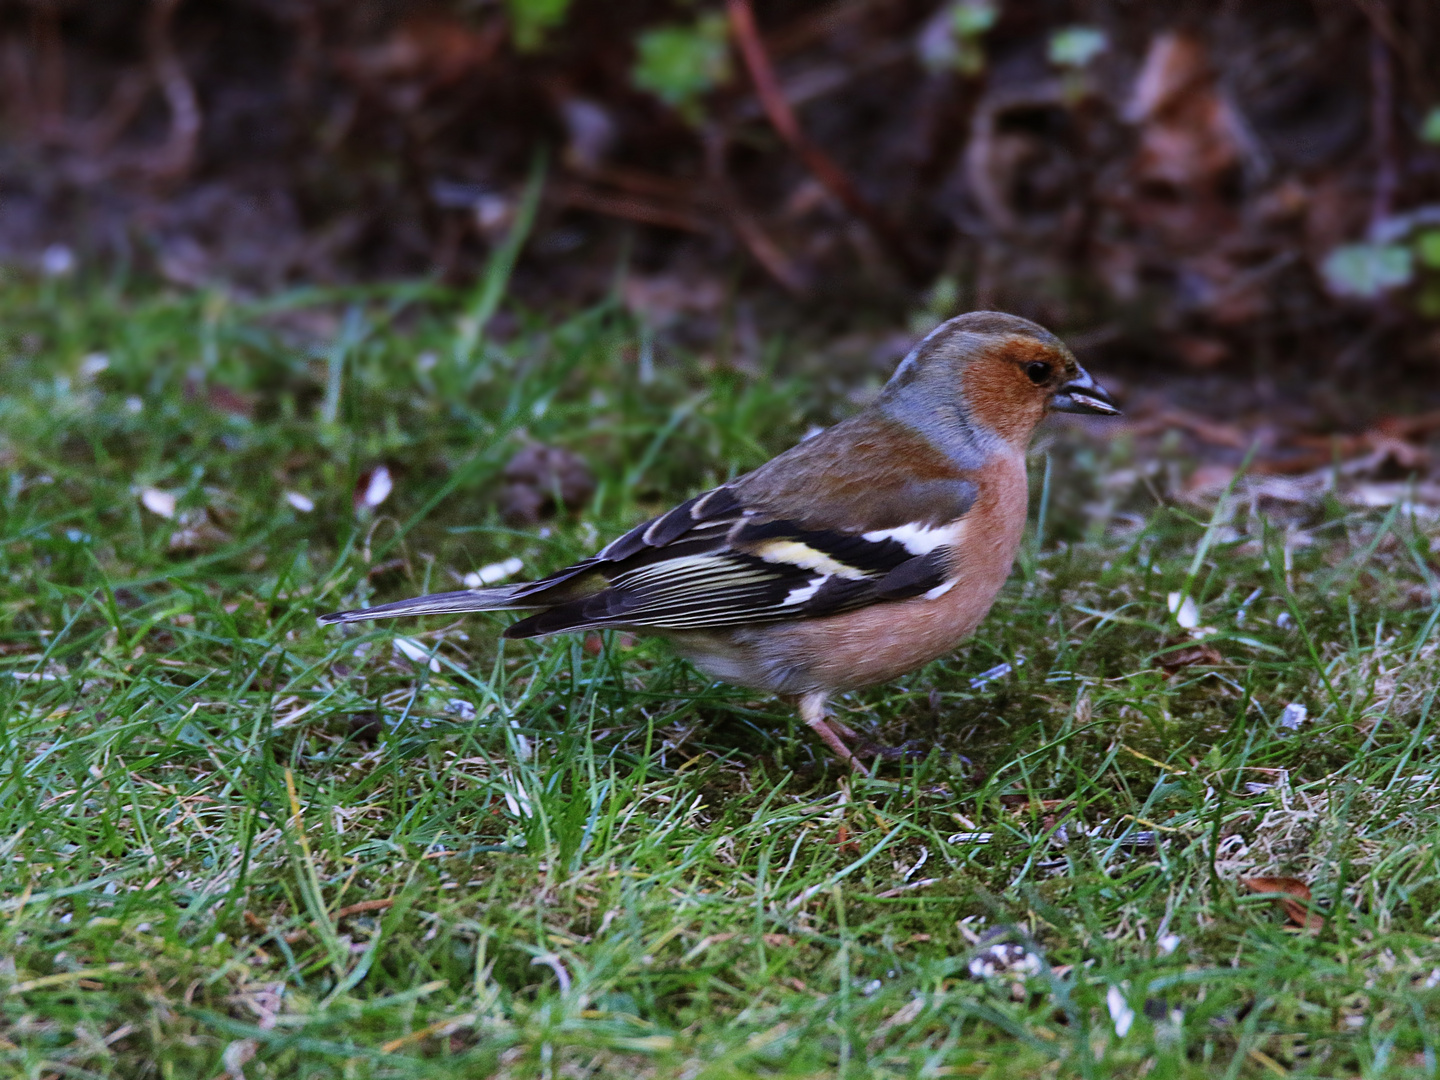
2, 267, 1440, 1079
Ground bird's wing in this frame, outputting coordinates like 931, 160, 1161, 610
502, 474, 977, 637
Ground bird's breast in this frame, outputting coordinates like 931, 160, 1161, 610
675, 452, 1031, 695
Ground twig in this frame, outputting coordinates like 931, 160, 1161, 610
553, 181, 712, 234
1368, 25, 1397, 231
1377, 409, 1440, 439
568, 162, 698, 203
33, 4, 65, 140
727, 201, 810, 294
333, 897, 395, 919
146, 0, 201, 181
704, 127, 809, 294
83, 70, 154, 156
1349, 0, 1434, 105
763, 0, 877, 57
726, 0, 926, 281
873, 878, 940, 899
0, 40, 36, 133
732, 42, 912, 121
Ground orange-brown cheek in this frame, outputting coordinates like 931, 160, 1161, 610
958, 362, 1047, 445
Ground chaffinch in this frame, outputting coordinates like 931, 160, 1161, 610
320, 311, 1118, 771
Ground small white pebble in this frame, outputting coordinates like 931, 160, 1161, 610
1107, 985, 1135, 1037
285, 491, 315, 513
970, 657, 1024, 689
79, 352, 109, 377
1279, 703, 1308, 730
509, 719, 533, 761
1157, 933, 1181, 956
1235, 587, 1263, 626
1276, 612, 1295, 630
464, 556, 524, 588
125, 396, 143, 413
445, 698, 477, 721
140, 488, 178, 519
41, 243, 75, 277
1167, 592, 1199, 630
967, 943, 1041, 980
393, 637, 440, 673
357, 465, 393, 510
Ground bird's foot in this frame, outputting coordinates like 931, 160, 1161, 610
798, 692, 872, 776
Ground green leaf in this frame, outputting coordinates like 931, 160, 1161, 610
951, 1, 997, 37
507, 0, 571, 51
1321, 242, 1413, 298
633, 14, 732, 123
1416, 229, 1440, 271
1048, 26, 1107, 68
1417, 281, 1440, 319
1422, 106, 1440, 144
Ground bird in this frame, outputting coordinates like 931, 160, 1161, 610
319, 311, 1119, 772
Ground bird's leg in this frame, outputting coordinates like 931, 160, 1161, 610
799, 691, 871, 776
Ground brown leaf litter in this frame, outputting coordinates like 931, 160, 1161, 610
1241, 875, 1324, 932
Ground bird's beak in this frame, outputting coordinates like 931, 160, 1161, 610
1051, 366, 1120, 416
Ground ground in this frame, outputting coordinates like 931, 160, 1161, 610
2, 272, 1440, 1078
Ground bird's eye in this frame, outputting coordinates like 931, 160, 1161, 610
1025, 361, 1051, 385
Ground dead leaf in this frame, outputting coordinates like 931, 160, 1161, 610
963, 83, 1081, 239
1127, 33, 1241, 192
343, 13, 501, 88
1183, 463, 1238, 499
1171, 334, 1229, 369
167, 517, 229, 553
499, 445, 595, 524
1241, 876, 1323, 931
1157, 641, 1223, 672
366, 558, 407, 585
622, 274, 725, 328
185, 375, 255, 418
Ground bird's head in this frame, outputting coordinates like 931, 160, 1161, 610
881, 311, 1119, 451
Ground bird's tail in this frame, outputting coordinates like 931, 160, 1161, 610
318, 586, 528, 625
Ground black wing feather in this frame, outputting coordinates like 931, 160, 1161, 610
501, 477, 960, 638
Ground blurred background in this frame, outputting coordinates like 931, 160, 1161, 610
5, 0, 1440, 431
